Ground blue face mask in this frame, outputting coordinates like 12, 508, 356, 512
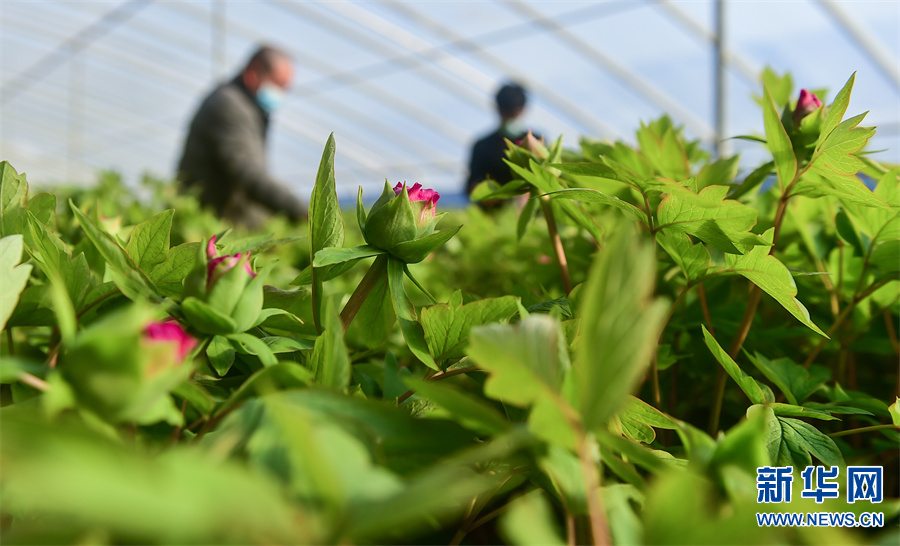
256, 83, 285, 113
501, 120, 526, 137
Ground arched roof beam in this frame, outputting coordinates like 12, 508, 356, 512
816, 0, 900, 91
502, 0, 714, 142
379, 0, 622, 139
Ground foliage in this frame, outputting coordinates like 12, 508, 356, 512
1, 72, 898, 545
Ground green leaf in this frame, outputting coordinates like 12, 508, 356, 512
656, 232, 710, 282
696, 155, 740, 191
1, 416, 307, 544
617, 395, 678, 444
421, 291, 519, 363
723, 243, 826, 336
746, 352, 829, 405
500, 491, 565, 546
0, 161, 28, 237
656, 185, 766, 254
817, 72, 855, 148
760, 66, 793, 107
769, 403, 839, 421
310, 298, 351, 390
543, 188, 648, 224
24, 192, 56, 230
403, 377, 509, 436
572, 229, 669, 430
507, 160, 566, 193
125, 209, 174, 270
762, 87, 797, 190
793, 169, 889, 210
889, 397, 900, 427
69, 200, 152, 299
149, 242, 199, 285
181, 297, 237, 335
309, 133, 344, 333
347, 260, 395, 349
603, 484, 645, 546
262, 336, 314, 353
172, 380, 215, 418
468, 314, 571, 409
0, 235, 33, 332
387, 257, 437, 370
636, 121, 690, 181
218, 234, 304, 256
309, 133, 343, 253
226, 332, 278, 367
702, 326, 771, 405
207, 335, 236, 377
25, 210, 70, 273
312, 245, 385, 268
811, 112, 875, 175
753, 405, 844, 467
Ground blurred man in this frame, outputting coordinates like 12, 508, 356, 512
465, 82, 536, 196
178, 45, 305, 227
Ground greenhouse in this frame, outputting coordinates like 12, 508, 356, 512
0, 1, 898, 544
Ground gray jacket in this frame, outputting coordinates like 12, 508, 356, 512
177, 77, 305, 226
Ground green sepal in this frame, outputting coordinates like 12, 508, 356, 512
364, 183, 417, 250
206, 253, 253, 318
230, 261, 273, 333
368, 180, 396, 218
356, 186, 367, 233
388, 225, 462, 264
226, 332, 277, 367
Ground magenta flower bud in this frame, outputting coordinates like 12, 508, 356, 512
357, 180, 458, 263
144, 319, 197, 362
392, 182, 440, 223
205, 235, 256, 289
793, 89, 823, 125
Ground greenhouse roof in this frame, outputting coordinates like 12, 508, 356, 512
1, 0, 898, 204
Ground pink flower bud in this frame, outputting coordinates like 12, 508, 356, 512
793, 89, 823, 125
206, 236, 256, 289
144, 319, 197, 362
392, 182, 440, 222
207, 235, 218, 259
521, 130, 548, 160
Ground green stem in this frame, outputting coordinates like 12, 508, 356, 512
651, 285, 689, 409
829, 424, 898, 438
709, 190, 794, 434
18, 372, 48, 392
397, 365, 480, 404
339, 255, 388, 333
539, 195, 572, 294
